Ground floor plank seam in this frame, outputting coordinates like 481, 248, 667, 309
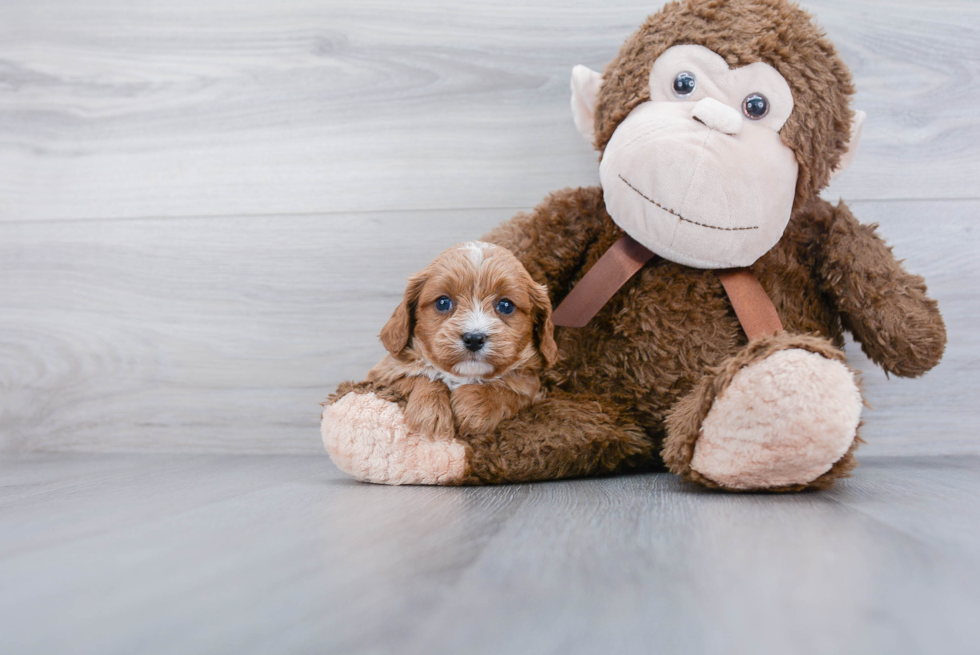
1, 197, 977, 226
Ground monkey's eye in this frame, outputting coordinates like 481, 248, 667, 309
435, 296, 454, 312
672, 72, 697, 97
495, 298, 515, 315
742, 93, 769, 119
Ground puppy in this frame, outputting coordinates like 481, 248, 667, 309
367, 241, 558, 439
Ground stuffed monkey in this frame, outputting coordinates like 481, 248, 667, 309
322, 0, 946, 491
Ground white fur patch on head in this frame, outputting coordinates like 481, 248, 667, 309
458, 241, 497, 267
691, 348, 862, 490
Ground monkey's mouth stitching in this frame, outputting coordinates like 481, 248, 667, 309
617, 175, 759, 232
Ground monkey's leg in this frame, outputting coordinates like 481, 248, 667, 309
322, 383, 652, 485
461, 391, 653, 484
662, 333, 863, 492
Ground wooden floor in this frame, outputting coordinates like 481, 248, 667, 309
2, 453, 979, 654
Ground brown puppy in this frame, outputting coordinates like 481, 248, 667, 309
367, 241, 558, 439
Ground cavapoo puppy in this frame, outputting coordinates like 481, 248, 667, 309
367, 241, 558, 439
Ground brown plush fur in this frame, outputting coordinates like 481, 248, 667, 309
476, 186, 943, 489
459, 389, 654, 484
366, 243, 557, 440
328, 0, 946, 491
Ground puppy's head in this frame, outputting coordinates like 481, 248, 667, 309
380, 242, 558, 378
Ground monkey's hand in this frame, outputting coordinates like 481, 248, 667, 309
818, 201, 946, 377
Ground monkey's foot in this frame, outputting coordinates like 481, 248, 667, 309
664, 334, 863, 491
321, 392, 468, 485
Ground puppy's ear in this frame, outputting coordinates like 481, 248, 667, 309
380, 270, 427, 358
529, 281, 559, 368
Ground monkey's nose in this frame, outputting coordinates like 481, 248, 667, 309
462, 332, 486, 352
691, 97, 742, 136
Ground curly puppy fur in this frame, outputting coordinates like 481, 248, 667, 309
368, 242, 558, 440
327, 0, 946, 491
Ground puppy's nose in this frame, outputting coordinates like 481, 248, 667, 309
462, 332, 486, 352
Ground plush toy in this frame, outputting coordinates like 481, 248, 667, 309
322, 0, 946, 491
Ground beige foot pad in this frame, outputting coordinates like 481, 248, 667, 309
321, 392, 467, 485
691, 349, 862, 490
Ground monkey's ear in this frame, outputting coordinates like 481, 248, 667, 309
379, 271, 426, 358
571, 65, 603, 142
830, 110, 867, 181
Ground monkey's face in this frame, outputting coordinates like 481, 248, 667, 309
598, 45, 799, 269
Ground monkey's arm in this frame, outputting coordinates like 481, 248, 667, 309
816, 201, 946, 377
482, 186, 608, 300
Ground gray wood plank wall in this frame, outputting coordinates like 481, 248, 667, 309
2, 0, 978, 455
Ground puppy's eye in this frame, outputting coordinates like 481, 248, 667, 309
673, 72, 696, 98
742, 93, 769, 119
495, 298, 515, 315
435, 296, 454, 313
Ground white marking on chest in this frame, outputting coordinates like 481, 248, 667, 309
416, 363, 495, 391
452, 360, 496, 379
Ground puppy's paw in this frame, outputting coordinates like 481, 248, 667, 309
404, 397, 456, 441
451, 385, 504, 437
